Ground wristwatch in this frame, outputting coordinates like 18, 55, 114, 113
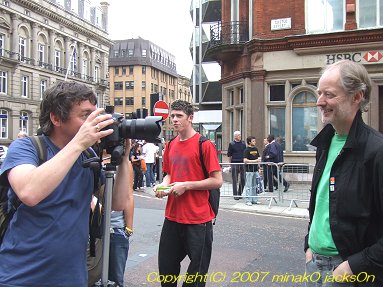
125, 227, 133, 236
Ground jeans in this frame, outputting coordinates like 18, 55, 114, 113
145, 163, 155, 187
305, 253, 375, 287
109, 228, 130, 287
244, 171, 259, 203
231, 164, 245, 198
158, 218, 213, 287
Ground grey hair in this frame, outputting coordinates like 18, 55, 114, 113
322, 60, 371, 112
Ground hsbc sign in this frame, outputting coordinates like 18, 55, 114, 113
326, 51, 383, 64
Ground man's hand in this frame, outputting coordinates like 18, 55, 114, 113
333, 260, 353, 281
305, 248, 313, 263
71, 108, 114, 151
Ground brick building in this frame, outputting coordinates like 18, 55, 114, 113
207, 0, 383, 164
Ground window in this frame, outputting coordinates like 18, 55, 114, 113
38, 43, 45, 66
122, 67, 126, 75
55, 50, 61, 71
142, 49, 147, 57
19, 37, 26, 61
114, 82, 123, 90
359, 0, 383, 28
115, 67, 119, 75
307, 0, 345, 33
292, 91, 317, 151
128, 49, 133, 57
142, 97, 146, 106
94, 66, 99, 82
83, 59, 88, 78
125, 81, 134, 90
40, 80, 47, 100
114, 50, 119, 57
142, 81, 146, 89
0, 109, 8, 139
21, 76, 28, 97
114, 98, 123, 105
20, 111, 28, 134
270, 85, 285, 101
129, 66, 134, 75
126, 97, 134, 105
0, 34, 4, 57
0, 71, 7, 94
269, 108, 285, 146
142, 66, 146, 74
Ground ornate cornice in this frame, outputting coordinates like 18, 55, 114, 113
11, 0, 113, 48
247, 28, 383, 54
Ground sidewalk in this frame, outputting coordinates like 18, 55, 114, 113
140, 187, 309, 219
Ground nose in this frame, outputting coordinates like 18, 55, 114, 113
316, 93, 326, 107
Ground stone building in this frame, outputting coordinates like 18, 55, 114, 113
0, 0, 111, 145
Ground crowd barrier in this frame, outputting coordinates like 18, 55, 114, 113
219, 162, 313, 209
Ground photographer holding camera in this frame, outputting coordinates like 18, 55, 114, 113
0, 81, 132, 286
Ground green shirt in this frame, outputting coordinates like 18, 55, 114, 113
308, 133, 347, 256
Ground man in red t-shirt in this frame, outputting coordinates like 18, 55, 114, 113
155, 100, 222, 287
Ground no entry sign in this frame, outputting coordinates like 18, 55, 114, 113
153, 100, 169, 120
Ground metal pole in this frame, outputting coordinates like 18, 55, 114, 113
198, 0, 202, 105
100, 168, 115, 286
192, 0, 197, 103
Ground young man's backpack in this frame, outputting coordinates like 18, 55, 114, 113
0, 136, 102, 246
167, 135, 221, 222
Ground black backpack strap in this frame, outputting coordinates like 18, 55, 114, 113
30, 135, 47, 164
199, 135, 209, 179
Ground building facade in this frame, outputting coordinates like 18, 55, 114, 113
109, 38, 185, 140
0, 0, 111, 145
207, 0, 383, 164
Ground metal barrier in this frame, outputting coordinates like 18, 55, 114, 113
219, 162, 313, 209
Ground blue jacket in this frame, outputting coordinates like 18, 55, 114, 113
227, 140, 246, 163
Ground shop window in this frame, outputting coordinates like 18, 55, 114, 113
359, 0, 383, 28
306, 0, 345, 33
269, 107, 285, 148
292, 91, 317, 151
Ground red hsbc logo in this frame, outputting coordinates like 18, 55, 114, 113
363, 51, 383, 62
326, 51, 383, 64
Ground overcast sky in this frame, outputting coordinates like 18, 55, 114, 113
107, 0, 194, 77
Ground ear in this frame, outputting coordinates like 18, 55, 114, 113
189, 114, 194, 122
353, 90, 364, 104
50, 112, 61, 128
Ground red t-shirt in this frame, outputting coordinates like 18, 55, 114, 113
163, 133, 221, 224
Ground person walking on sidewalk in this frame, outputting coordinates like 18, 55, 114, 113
227, 131, 246, 199
154, 100, 222, 287
142, 140, 158, 187
304, 60, 383, 285
243, 136, 261, 206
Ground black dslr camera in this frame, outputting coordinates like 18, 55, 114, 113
100, 106, 162, 166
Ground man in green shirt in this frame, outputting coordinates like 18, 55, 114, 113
305, 60, 383, 286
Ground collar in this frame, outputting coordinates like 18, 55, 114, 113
310, 111, 365, 150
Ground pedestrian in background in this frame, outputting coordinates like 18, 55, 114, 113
227, 131, 246, 200
0, 81, 131, 286
243, 136, 261, 206
142, 140, 158, 187
304, 60, 383, 285
155, 100, 222, 287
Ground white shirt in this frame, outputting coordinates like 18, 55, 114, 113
142, 142, 159, 164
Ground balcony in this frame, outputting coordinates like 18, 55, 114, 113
207, 21, 249, 61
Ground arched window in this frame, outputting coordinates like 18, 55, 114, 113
0, 109, 8, 138
292, 91, 317, 151
20, 111, 29, 134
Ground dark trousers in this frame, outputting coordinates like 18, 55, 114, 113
158, 218, 213, 287
133, 164, 143, 189
231, 164, 245, 197
267, 165, 278, 192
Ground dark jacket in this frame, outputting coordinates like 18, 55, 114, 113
305, 112, 383, 281
227, 140, 246, 163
